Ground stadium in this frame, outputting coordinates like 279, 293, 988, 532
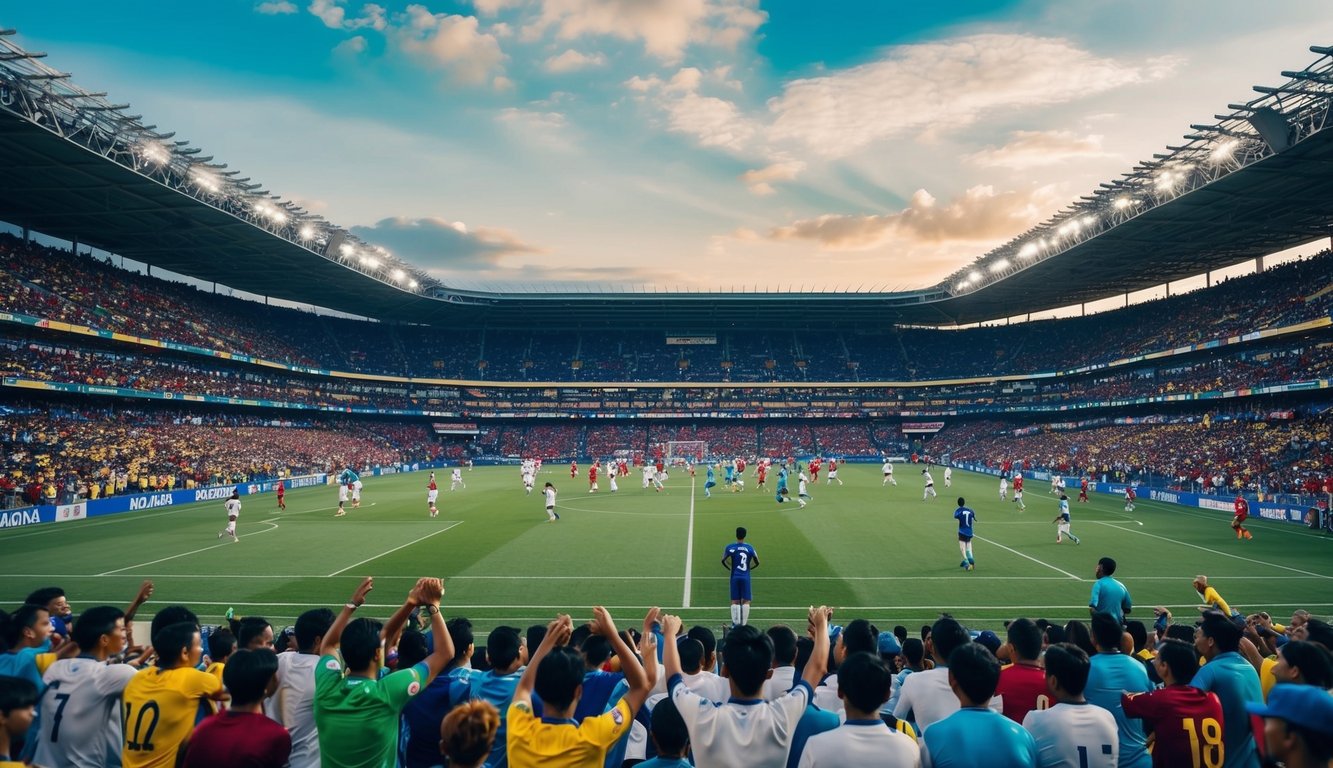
1, 8, 1332, 768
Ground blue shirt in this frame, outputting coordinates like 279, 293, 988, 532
786, 703, 840, 768
706, 467, 715, 482
1085, 652, 1153, 768
401, 666, 471, 768
0, 645, 49, 691
723, 542, 758, 578
923, 707, 1038, 768
725, 465, 735, 481
338, 469, 360, 484
777, 470, 788, 490
468, 667, 524, 768
954, 506, 976, 537
573, 670, 623, 722
1191, 652, 1262, 768
1059, 499, 1071, 521
1089, 576, 1132, 623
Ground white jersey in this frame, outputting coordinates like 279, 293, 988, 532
225, 498, 241, 518
452, 469, 462, 481
338, 485, 349, 502
266, 651, 322, 768
35, 658, 138, 768
1000, 478, 1009, 492
671, 678, 813, 768
351, 480, 362, 499
764, 665, 797, 701
893, 667, 1002, 732
882, 462, 894, 474
798, 479, 809, 496
1022, 701, 1119, 768
427, 488, 439, 503
680, 669, 730, 705
944, 468, 952, 480
923, 472, 934, 487
544, 487, 557, 507
798, 720, 919, 767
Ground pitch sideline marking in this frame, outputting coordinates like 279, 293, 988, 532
683, 475, 696, 608
973, 535, 1082, 580
1086, 521, 1330, 578
97, 521, 281, 576
326, 521, 463, 577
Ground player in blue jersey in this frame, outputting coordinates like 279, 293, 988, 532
774, 466, 789, 502
722, 527, 759, 628
954, 498, 977, 571
1052, 493, 1081, 544
704, 464, 717, 498
724, 462, 735, 489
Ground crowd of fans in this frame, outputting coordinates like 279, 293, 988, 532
4, 234, 1332, 383
1, 574, 1329, 767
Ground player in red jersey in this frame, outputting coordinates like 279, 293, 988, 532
1232, 493, 1253, 540
1122, 639, 1226, 768
1078, 476, 1090, 503
570, 461, 578, 480
1012, 473, 1026, 510
588, 462, 599, 493
826, 458, 842, 486
756, 462, 767, 489
426, 472, 439, 518
275, 480, 286, 511
1124, 485, 1136, 512
809, 457, 821, 483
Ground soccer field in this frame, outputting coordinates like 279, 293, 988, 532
1, 465, 1329, 634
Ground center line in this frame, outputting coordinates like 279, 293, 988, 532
683, 475, 696, 608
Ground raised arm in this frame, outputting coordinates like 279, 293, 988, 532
412, 578, 454, 684
381, 578, 425, 652
800, 606, 832, 689
320, 577, 374, 657
661, 613, 684, 683
515, 615, 572, 706
593, 606, 652, 713
123, 579, 154, 651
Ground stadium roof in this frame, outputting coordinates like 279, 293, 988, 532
2, 31, 1333, 329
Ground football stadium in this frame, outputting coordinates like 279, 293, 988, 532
1, 7, 1332, 768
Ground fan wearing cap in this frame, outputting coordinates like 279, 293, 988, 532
1247, 684, 1333, 768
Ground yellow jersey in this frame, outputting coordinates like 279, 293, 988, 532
121, 665, 223, 768
506, 699, 633, 768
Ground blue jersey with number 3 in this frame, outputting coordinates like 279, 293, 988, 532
724, 543, 757, 579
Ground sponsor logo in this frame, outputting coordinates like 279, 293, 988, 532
407, 681, 421, 695
1198, 499, 1233, 512
611, 708, 624, 725
129, 494, 174, 510
56, 503, 87, 522
195, 487, 237, 502
1257, 507, 1291, 522
0, 509, 41, 528
325, 659, 341, 671
1150, 490, 1179, 504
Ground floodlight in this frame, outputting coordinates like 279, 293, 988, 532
1210, 138, 1239, 164
1113, 197, 1133, 209
299, 225, 315, 239
391, 268, 405, 282
989, 259, 1010, 273
1154, 171, 1177, 191
1018, 243, 1039, 259
271, 210, 287, 225
1081, 215, 1096, 228
408, 279, 419, 289
366, 257, 381, 269
955, 280, 970, 291
339, 243, 355, 257
140, 142, 169, 165
968, 270, 981, 282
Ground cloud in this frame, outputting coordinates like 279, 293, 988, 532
966, 130, 1115, 169
349, 216, 540, 272
333, 35, 368, 55
394, 5, 508, 86
544, 49, 607, 73
472, 0, 522, 15
740, 160, 805, 196
496, 107, 574, 150
307, 0, 387, 29
256, 1, 298, 14
523, 0, 766, 62
766, 184, 1064, 251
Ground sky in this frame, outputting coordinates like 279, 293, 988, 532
5, 1, 1333, 296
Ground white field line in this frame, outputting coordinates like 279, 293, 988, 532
59, 601, 1333, 611
8, 573, 1320, 582
973, 535, 1082, 580
326, 521, 463, 576
683, 476, 696, 608
97, 521, 281, 576
1086, 521, 1330, 578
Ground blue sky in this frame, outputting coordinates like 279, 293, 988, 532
5, 1, 1332, 292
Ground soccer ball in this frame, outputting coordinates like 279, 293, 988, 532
737, 480, 745, 489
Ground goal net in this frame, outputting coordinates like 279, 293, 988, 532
664, 440, 708, 465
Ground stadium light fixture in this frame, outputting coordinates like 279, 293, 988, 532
408, 279, 419, 289
1018, 243, 1039, 259
139, 142, 169, 165
190, 169, 220, 193
299, 224, 315, 240
366, 257, 381, 270
1113, 196, 1133, 209
968, 270, 982, 283
1080, 215, 1096, 228
955, 280, 970, 291
989, 259, 1010, 273
1210, 138, 1239, 164
391, 268, 405, 282
339, 243, 355, 257
1154, 171, 1179, 191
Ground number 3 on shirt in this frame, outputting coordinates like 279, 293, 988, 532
124, 700, 161, 752
736, 551, 749, 571
1184, 717, 1224, 768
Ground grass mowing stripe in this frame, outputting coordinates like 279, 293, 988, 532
326, 521, 463, 576
1085, 521, 1330, 578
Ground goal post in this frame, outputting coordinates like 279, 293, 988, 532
664, 440, 708, 465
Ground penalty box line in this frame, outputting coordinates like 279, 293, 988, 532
326, 521, 464, 577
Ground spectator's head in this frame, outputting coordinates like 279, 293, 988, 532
688, 625, 718, 669
1064, 620, 1097, 656
150, 605, 199, 647
448, 618, 475, 668
222, 648, 279, 707
1196, 612, 1241, 659
154, 621, 202, 670
1096, 557, 1117, 578
649, 697, 690, 759
1042, 643, 1091, 700
1274, 641, 1333, 689
1299, 619, 1333, 647
838, 619, 877, 661
1192, 574, 1209, 593
767, 625, 798, 667
207, 628, 236, 664
534, 646, 585, 711
487, 626, 525, 673
1007, 618, 1043, 662
1154, 638, 1200, 686
793, 637, 814, 677
294, 608, 336, 654
440, 699, 500, 768
581, 634, 612, 669
1166, 623, 1197, 644
1246, 684, 1333, 767
1090, 613, 1124, 652
902, 638, 926, 669
974, 631, 1002, 657
0, 605, 51, 652
0, 675, 39, 745
838, 652, 893, 716
525, 624, 546, 660
893, 625, 908, 645
396, 630, 429, 670
1043, 624, 1066, 647
1125, 621, 1148, 654
877, 631, 902, 664
71, 606, 127, 658
930, 617, 970, 665
678, 638, 705, 675
947, 642, 1001, 707
340, 618, 385, 672
719, 625, 774, 698
23, 587, 70, 619
236, 616, 273, 650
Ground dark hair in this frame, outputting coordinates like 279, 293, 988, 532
441, 700, 500, 767
957, 497, 966, 506
767, 625, 798, 666
793, 636, 814, 676
1007, 618, 1043, 661
71, 606, 125, 651
23, 587, 64, 611
839, 652, 893, 713
948, 642, 1001, 704
1090, 612, 1124, 651
151, 606, 199, 647
487, 627, 523, 671
397, 630, 429, 670
0, 604, 48, 649
154, 622, 199, 669
294, 608, 336, 652
569, 623, 591, 652
1042, 643, 1091, 696
902, 637, 925, 667
931, 617, 970, 661
223, 648, 279, 706
1043, 624, 1066, 646
581, 634, 612, 667
534, 646, 585, 709
1199, 613, 1241, 653
1063, 620, 1096, 656
1098, 557, 1117, 576
448, 618, 475, 666
0, 674, 38, 714
893, 625, 908, 644
1305, 619, 1333, 647
236, 616, 273, 649
842, 619, 878, 656
1125, 621, 1148, 653
525, 624, 546, 661
719, 625, 773, 697
678, 638, 705, 674
207, 629, 237, 662
1165, 624, 1196, 644
736, 526, 747, 539
688, 625, 717, 659
1155, 638, 1199, 684
341, 617, 385, 670
1279, 640, 1333, 689
650, 697, 690, 756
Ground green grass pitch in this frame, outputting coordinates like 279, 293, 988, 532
1, 465, 1328, 634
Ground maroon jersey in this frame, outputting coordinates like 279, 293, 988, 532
1233, 497, 1249, 522
1013, 476, 1024, 492
589, 466, 598, 482
996, 662, 1048, 723
1122, 686, 1225, 768
182, 710, 291, 768
275, 482, 284, 496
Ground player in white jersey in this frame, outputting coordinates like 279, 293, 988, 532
881, 460, 897, 486
1050, 474, 1061, 494
351, 478, 363, 507
1021, 644, 1118, 768
218, 490, 241, 541
335, 481, 349, 517
944, 466, 953, 487
35, 606, 138, 768
608, 468, 619, 493
641, 464, 654, 489
797, 473, 811, 508
999, 475, 1009, 501
543, 482, 560, 522
922, 469, 937, 500
450, 467, 465, 491
653, 468, 667, 492
522, 467, 535, 495
1052, 493, 1081, 544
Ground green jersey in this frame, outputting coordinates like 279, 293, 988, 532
314, 654, 428, 768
